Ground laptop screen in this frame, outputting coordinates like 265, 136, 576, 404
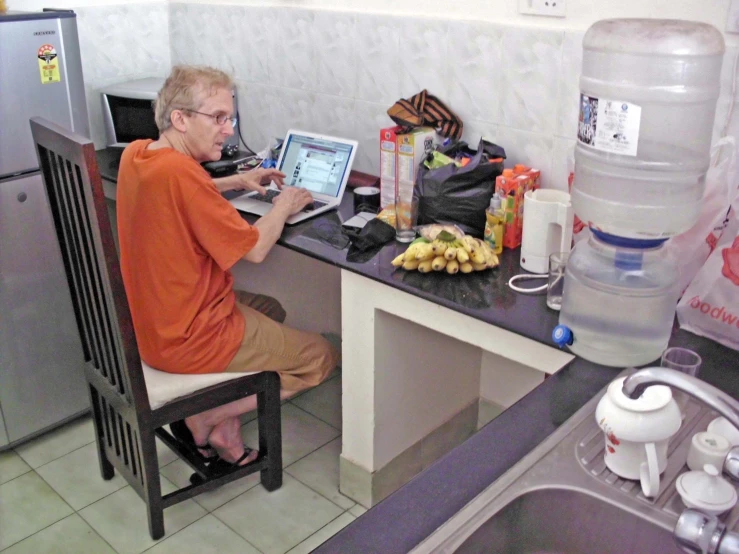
278, 133, 354, 198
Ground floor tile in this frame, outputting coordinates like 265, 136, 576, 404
78, 477, 207, 554
0, 450, 31, 485
1, 513, 115, 554
155, 436, 180, 468
144, 514, 260, 554
160, 458, 260, 512
285, 512, 355, 554
15, 416, 94, 469
35, 442, 128, 510
0, 472, 74, 550
348, 504, 367, 518
213, 473, 344, 554
241, 403, 340, 467
285, 437, 353, 510
291, 375, 342, 430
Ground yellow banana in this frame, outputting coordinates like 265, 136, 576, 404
403, 244, 420, 262
414, 243, 435, 261
418, 259, 434, 273
472, 262, 488, 271
444, 246, 458, 261
446, 259, 459, 274
470, 248, 486, 265
460, 262, 474, 273
431, 240, 448, 256
403, 259, 421, 271
432, 256, 448, 271
460, 236, 475, 254
456, 248, 470, 264
391, 253, 405, 267
487, 253, 499, 268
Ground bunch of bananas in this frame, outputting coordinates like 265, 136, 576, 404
391, 232, 499, 274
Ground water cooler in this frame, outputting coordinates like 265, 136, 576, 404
552, 19, 726, 367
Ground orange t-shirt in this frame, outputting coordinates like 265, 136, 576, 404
116, 140, 259, 374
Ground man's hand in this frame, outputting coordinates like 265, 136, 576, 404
272, 187, 313, 215
215, 168, 286, 194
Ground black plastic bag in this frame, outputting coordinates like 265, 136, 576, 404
414, 138, 505, 237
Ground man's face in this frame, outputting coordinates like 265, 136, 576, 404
182, 87, 235, 163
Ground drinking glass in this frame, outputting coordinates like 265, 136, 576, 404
661, 347, 702, 419
395, 196, 419, 243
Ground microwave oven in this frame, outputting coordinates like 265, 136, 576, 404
100, 77, 239, 151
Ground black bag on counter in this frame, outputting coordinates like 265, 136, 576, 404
414, 139, 505, 237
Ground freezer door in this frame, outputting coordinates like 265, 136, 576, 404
0, 173, 89, 442
0, 14, 89, 177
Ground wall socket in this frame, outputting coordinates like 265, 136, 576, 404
518, 0, 566, 17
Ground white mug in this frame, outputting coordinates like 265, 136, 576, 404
595, 375, 682, 497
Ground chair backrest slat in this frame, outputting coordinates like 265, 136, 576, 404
30, 117, 150, 411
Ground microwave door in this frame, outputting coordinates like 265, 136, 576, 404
0, 15, 85, 178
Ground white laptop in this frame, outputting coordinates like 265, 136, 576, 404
229, 130, 358, 225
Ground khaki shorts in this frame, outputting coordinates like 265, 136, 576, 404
225, 290, 339, 392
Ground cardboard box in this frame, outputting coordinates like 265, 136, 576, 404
379, 126, 401, 208
396, 127, 439, 207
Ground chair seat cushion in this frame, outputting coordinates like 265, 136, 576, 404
142, 361, 258, 410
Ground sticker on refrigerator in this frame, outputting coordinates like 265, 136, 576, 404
577, 94, 641, 156
37, 44, 61, 84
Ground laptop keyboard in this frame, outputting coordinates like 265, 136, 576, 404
251, 190, 327, 212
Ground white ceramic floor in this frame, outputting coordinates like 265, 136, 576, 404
0, 372, 502, 554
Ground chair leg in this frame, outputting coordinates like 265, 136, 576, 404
258, 372, 283, 491
89, 386, 115, 480
140, 430, 165, 540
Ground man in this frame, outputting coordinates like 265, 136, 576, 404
116, 65, 339, 468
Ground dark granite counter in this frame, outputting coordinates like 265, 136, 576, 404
97, 147, 739, 554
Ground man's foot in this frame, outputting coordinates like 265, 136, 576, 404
207, 417, 259, 467
170, 420, 217, 461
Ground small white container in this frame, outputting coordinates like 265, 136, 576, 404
707, 416, 739, 447
686, 432, 731, 472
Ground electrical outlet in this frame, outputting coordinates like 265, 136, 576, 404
518, 0, 566, 17
727, 0, 739, 34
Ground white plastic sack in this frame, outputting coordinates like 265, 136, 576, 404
665, 137, 737, 295
677, 162, 739, 351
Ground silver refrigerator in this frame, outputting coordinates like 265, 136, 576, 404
0, 10, 90, 448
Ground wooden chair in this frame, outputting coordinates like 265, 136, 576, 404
30, 117, 282, 540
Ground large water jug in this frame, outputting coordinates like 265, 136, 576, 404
553, 231, 681, 367
573, 19, 725, 239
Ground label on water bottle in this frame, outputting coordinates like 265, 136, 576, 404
577, 94, 642, 156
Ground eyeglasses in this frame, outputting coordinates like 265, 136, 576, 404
183, 109, 237, 127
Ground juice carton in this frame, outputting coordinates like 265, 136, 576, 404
513, 164, 541, 193
379, 125, 402, 208
396, 127, 440, 208
495, 169, 527, 249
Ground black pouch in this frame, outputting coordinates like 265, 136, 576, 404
414, 138, 505, 237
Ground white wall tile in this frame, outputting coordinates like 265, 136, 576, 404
496, 126, 554, 187
555, 31, 585, 140
237, 7, 276, 84
397, 17, 450, 101
312, 94, 357, 141
713, 46, 739, 144
270, 9, 316, 91
312, 11, 357, 98
550, 137, 576, 192
447, 21, 503, 125
354, 14, 402, 105
499, 27, 563, 135
235, 80, 278, 154
462, 119, 499, 148
353, 100, 396, 175
269, 87, 318, 139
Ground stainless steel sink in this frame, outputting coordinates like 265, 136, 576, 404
412, 372, 739, 553
451, 489, 681, 554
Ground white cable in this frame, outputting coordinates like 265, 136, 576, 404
508, 273, 549, 294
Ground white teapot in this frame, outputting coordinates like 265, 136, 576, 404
595, 375, 682, 497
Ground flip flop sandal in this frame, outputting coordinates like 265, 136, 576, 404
207, 447, 258, 475
169, 419, 218, 461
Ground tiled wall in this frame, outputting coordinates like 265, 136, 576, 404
76, 3, 739, 191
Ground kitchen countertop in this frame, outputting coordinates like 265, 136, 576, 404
97, 147, 739, 553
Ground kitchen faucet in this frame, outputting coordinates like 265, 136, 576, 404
623, 367, 739, 554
